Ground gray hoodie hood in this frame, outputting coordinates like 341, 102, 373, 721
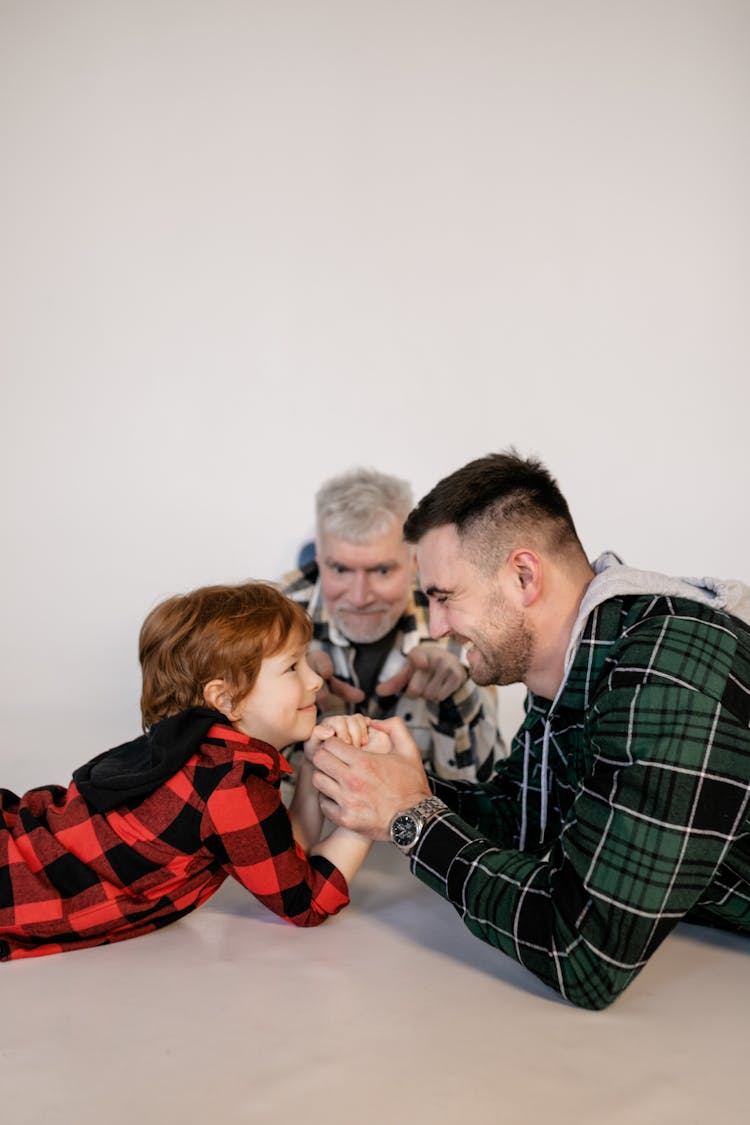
565, 551, 750, 680
519, 551, 750, 849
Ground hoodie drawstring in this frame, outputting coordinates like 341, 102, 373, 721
519, 715, 553, 851
540, 720, 550, 844
520, 731, 530, 850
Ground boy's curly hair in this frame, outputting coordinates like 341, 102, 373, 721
138, 581, 313, 730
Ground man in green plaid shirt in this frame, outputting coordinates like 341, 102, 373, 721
312, 451, 750, 1009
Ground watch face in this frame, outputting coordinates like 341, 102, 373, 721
390, 813, 419, 849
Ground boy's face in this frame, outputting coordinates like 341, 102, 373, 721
230, 634, 323, 749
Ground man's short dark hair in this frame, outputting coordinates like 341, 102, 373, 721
403, 450, 584, 570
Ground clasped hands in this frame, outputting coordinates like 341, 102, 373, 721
303, 713, 432, 841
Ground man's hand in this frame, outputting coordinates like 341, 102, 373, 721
311, 717, 432, 840
307, 649, 365, 711
376, 642, 468, 703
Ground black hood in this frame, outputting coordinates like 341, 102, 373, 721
73, 707, 231, 812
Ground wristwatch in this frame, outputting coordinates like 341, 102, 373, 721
389, 796, 448, 853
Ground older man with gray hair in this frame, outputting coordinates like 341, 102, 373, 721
283, 467, 504, 781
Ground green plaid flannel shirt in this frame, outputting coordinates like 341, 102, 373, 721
414, 593, 750, 1009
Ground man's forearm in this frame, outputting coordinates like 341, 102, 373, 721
409, 811, 650, 1010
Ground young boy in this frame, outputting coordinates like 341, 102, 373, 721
0, 582, 381, 961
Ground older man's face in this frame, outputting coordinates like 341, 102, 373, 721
317, 519, 416, 644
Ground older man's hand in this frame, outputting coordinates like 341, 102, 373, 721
311, 717, 432, 840
376, 642, 468, 703
307, 649, 366, 711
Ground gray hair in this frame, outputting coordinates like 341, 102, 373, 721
315, 467, 414, 543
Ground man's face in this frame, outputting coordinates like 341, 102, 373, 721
417, 524, 533, 687
317, 519, 416, 644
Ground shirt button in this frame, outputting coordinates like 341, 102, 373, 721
403, 712, 412, 722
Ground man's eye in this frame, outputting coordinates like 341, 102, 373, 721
376, 567, 392, 576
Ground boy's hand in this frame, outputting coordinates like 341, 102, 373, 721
303, 713, 371, 761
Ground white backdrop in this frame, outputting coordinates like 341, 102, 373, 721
1, 1, 748, 786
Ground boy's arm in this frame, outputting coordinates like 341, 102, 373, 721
287, 758, 324, 852
289, 715, 374, 854
308, 722, 393, 881
309, 827, 371, 885
202, 769, 350, 926
308, 724, 398, 882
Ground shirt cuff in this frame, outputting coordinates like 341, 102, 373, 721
408, 809, 476, 898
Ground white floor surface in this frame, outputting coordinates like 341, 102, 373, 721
2, 841, 748, 1125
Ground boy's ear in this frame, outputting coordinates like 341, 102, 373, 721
203, 679, 235, 718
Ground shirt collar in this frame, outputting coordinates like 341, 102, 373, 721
550, 596, 629, 713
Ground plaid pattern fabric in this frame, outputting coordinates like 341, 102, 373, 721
413, 594, 750, 1009
0, 723, 349, 961
283, 561, 503, 780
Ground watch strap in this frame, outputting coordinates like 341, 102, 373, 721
408, 796, 448, 822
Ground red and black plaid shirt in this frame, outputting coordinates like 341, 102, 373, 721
0, 723, 349, 961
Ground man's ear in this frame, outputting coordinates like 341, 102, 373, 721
203, 679, 236, 718
406, 543, 418, 582
507, 548, 543, 608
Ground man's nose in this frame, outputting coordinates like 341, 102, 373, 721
428, 602, 449, 639
350, 572, 373, 606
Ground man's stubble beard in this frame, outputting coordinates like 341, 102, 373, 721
468, 603, 534, 688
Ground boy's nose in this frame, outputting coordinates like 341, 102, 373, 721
308, 672, 324, 696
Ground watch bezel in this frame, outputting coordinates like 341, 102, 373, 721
390, 811, 420, 852
389, 797, 447, 853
